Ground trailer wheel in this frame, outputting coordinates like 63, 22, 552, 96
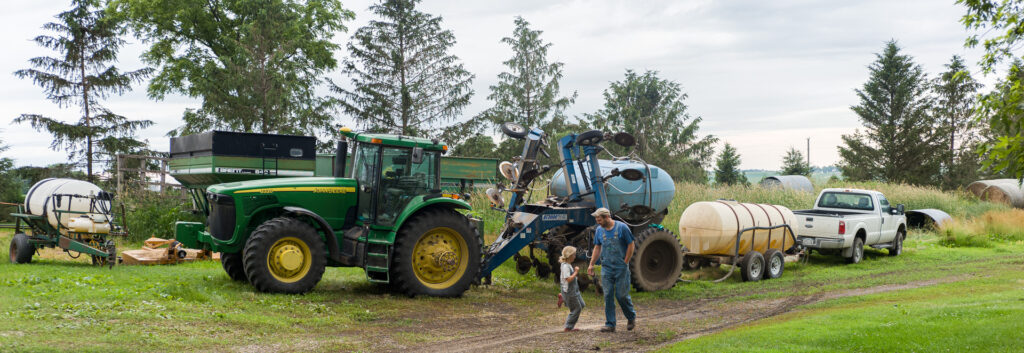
392, 208, 480, 297
9, 233, 34, 264
763, 249, 785, 279
847, 237, 864, 264
682, 254, 703, 270
221, 252, 249, 282
629, 228, 683, 291
243, 217, 326, 294
740, 251, 764, 282
888, 230, 904, 257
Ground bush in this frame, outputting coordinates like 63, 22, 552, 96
119, 189, 203, 242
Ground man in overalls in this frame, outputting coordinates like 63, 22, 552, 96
587, 208, 636, 332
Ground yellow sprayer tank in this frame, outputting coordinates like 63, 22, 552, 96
679, 200, 799, 256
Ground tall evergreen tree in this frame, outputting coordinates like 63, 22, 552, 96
591, 70, 717, 183
14, 0, 152, 182
336, 0, 473, 137
933, 55, 985, 188
780, 147, 812, 176
483, 16, 576, 129
714, 143, 748, 186
838, 41, 942, 185
116, 0, 352, 139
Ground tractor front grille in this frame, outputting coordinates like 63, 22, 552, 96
207, 193, 236, 241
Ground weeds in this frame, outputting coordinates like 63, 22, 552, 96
938, 209, 1024, 247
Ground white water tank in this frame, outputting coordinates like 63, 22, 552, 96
24, 178, 111, 231
679, 200, 799, 256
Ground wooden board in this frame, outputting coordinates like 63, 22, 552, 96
120, 248, 217, 265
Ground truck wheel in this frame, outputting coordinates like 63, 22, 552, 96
392, 208, 481, 297
763, 249, 785, 279
847, 237, 864, 264
221, 252, 248, 282
242, 217, 326, 294
9, 233, 34, 264
888, 230, 904, 257
740, 251, 764, 282
629, 228, 683, 291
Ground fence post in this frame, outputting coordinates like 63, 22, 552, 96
116, 154, 123, 197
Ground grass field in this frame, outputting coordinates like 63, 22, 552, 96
0, 182, 1021, 352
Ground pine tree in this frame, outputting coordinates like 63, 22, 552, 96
591, 70, 717, 183
14, 0, 152, 182
933, 55, 984, 188
714, 143, 748, 186
483, 16, 576, 129
838, 41, 942, 185
780, 147, 812, 176
336, 0, 473, 137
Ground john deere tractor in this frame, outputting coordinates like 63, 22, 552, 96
173, 129, 481, 296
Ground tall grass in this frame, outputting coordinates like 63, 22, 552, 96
821, 180, 1009, 219
939, 209, 1024, 247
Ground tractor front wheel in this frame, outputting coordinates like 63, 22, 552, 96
629, 228, 684, 291
221, 252, 248, 282
9, 233, 34, 264
243, 217, 326, 294
392, 209, 480, 297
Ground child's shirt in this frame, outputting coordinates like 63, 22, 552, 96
560, 262, 579, 294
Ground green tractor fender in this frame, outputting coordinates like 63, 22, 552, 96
385, 196, 472, 243
280, 206, 345, 264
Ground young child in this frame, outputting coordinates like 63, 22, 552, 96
559, 246, 585, 332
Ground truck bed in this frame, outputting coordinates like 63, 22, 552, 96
793, 209, 866, 217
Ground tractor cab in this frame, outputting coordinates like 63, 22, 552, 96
340, 131, 447, 228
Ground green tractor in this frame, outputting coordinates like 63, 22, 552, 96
174, 129, 481, 296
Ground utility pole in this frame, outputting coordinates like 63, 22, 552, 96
806, 138, 810, 168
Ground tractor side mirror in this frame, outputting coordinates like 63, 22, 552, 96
411, 147, 423, 164
612, 132, 636, 147
897, 204, 905, 215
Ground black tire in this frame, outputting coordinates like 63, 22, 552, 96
575, 130, 604, 146
221, 252, 249, 282
392, 208, 481, 297
682, 254, 703, 271
242, 217, 327, 294
500, 122, 529, 139
848, 237, 864, 264
763, 249, 785, 279
9, 233, 34, 264
888, 230, 904, 257
740, 251, 764, 282
629, 228, 684, 291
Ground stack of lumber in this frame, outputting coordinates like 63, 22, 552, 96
121, 237, 218, 265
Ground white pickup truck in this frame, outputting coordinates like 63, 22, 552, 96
795, 188, 907, 263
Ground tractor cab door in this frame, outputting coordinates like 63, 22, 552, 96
375, 147, 440, 227
352, 143, 381, 225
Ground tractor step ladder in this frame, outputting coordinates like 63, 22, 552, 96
365, 241, 390, 283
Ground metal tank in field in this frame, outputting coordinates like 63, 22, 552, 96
549, 158, 675, 226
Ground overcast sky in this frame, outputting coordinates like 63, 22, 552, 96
0, 0, 992, 170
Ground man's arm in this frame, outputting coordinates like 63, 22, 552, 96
624, 242, 635, 264
588, 244, 602, 276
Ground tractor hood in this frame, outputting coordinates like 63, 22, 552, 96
207, 177, 356, 196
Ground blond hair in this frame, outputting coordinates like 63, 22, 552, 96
559, 246, 577, 263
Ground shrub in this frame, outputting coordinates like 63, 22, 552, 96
119, 189, 203, 242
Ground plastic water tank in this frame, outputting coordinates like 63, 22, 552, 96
548, 159, 675, 221
678, 201, 798, 256
24, 178, 110, 230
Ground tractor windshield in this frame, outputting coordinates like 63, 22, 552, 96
376, 147, 439, 226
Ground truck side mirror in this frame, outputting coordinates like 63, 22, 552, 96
411, 147, 423, 164
897, 204, 905, 214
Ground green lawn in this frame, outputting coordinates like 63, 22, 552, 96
661, 265, 1024, 352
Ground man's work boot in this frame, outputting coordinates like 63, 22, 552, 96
600, 326, 615, 333
627, 319, 635, 331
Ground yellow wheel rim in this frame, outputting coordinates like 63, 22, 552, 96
266, 236, 312, 283
411, 227, 469, 289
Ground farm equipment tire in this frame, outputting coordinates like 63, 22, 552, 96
740, 251, 764, 282
888, 230, 904, 257
682, 253, 703, 271
243, 217, 326, 294
629, 228, 683, 291
763, 249, 785, 279
221, 252, 249, 282
847, 237, 864, 264
392, 208, 480, 297
9, 233, 34, 264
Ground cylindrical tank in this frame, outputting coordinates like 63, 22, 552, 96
69, 215, 111, 234
760, 175, 814, 193
549, 158, 675, 223
24, 178, 111, 231
678, 201, 798, 256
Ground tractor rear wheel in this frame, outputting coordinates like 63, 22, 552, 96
629, 228, 683, 291
9, 233, 34, 264
242, 217, 326, 294
221, 252, 248, 282
392, 208, 480, 297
